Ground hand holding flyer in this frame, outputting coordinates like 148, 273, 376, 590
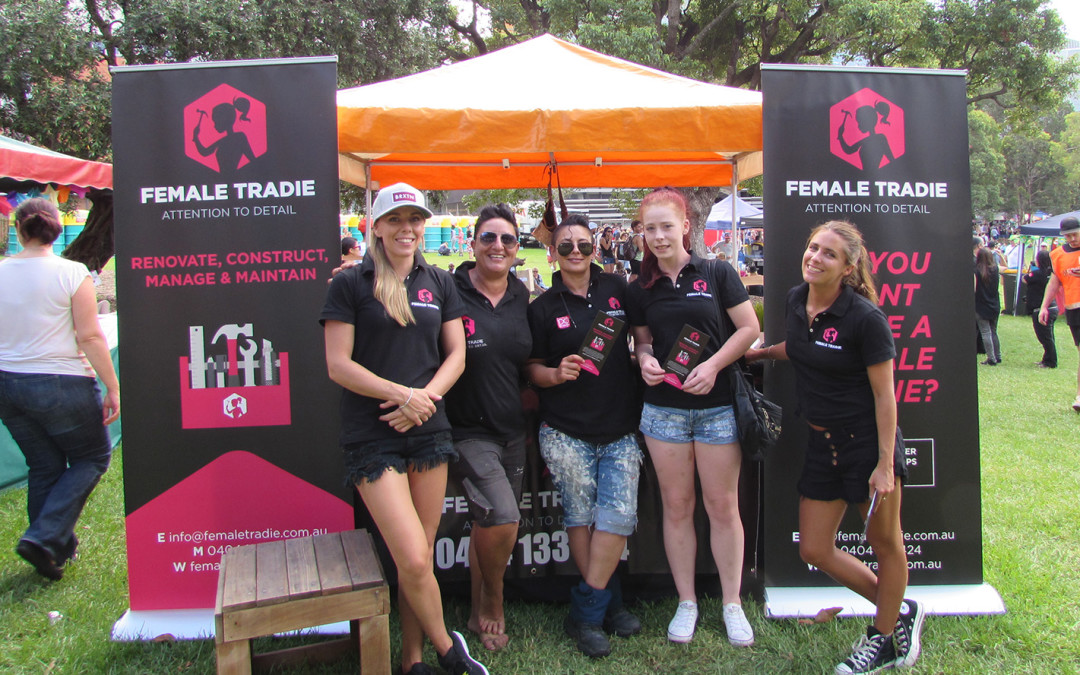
578, 311, 625, 375
662, 324, 711, 389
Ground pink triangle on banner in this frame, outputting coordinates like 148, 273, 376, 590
125, 450, 353, 610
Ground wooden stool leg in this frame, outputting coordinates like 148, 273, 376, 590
358, 614, 390, 675
216, 639, 252, 675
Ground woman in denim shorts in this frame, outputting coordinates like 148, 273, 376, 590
625, 188, 759, 647
322, 183, 487, 675
525, 215, 643, 659
445, 204, 532, 652
747, 221, 923, 675
0, 198, 119, 581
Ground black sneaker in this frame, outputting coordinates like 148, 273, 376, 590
437, 630, 489, 675
564, 614, 611, 658
402, 663, 438, 675
602, 606, 642, 637
835, 626, 896, 674
893, 598, 925, 667
16, 540, 63, 580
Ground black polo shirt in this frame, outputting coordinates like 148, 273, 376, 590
626, 255, 749, 409
527, 265, 639, 444
445, 262, 532, 442
784, 283, 895, 425
320, 253, 465, 444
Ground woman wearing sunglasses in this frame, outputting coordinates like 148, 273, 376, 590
625, 188, 758, 647
444, 204, 532, 653
321, 183, 487, 675
525, 214, 643, 659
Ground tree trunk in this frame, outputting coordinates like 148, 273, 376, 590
685, 186, 719, 257
62, 190, 113, 273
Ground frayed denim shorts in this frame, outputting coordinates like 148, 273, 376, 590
639, 402, 737, 445
342, 430, 456, 485
538, 424, 642, 536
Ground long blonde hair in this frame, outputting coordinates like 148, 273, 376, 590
368, 235, 416, 327
808, 220, 878, 305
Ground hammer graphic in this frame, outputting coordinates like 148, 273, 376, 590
211, 323, 254, 378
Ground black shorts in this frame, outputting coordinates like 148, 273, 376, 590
342, 430, 456, 485
798, 419, 907, 504
1067, 308, 1080, 346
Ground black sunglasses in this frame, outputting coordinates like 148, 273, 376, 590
477, 231, 519, 247
556, 241, 594, 257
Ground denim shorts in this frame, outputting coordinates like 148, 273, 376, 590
450, 436, 526, 527
798, 419, 908, 504
342, 431, 456, 485
639, 402, 738, 445
538, 424, 642, 536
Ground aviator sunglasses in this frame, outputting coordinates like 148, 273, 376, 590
477, 231, 519, 247
556, 241, 594, 257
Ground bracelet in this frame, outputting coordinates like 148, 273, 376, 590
400, 387, 414, 409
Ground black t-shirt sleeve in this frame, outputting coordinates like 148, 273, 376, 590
319, 269, 360, 325
858, 304, 896, 367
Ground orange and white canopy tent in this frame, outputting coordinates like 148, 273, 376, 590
337, 34, 762, 190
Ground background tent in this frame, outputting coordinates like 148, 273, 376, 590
705, 194, 762, 229
1019, 210, 1080, 236
0, 134, 112, 193
337, 34, 762, 190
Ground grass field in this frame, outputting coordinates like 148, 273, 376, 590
2, 306, 1079, 673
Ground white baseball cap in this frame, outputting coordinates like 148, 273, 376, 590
371, 182, 433, 222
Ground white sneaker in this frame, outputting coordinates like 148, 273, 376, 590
667, 601, 698, 643
723, 602, 755, 647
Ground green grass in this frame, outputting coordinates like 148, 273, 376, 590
2, 314, 1079, 673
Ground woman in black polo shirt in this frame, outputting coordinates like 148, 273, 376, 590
625, 188, 759, 648
525, 214, 642, 659
321, 183, 487, 675
445, 204, 532, 653
747, 220, 923, 675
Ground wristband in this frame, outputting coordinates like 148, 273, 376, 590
401, 387, 414, 409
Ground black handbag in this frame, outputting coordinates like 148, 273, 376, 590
707, 260, 782, 460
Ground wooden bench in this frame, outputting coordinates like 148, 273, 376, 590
215, 529, 390, 674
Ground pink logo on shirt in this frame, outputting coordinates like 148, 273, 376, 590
462, 315, 475, 338
693, 279, 708, 293
609, 297, 621, 310
417, 289, 433, 303
823, 327, 839, 343
556, 316, 572, 330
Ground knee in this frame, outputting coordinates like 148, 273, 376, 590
661, 493, 696, 521
799, 539, 832, 568
702, 492, 740, 522
393, 545, 434, 581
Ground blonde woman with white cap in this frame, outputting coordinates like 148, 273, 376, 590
321, 183, 488, 675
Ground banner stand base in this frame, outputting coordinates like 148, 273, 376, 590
111, 608, 349, 641
764, 583, 1005, 619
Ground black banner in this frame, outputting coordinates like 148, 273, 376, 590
761, 66, 985, 598
112, 58, 348, 612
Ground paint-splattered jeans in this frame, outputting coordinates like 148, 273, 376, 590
538, 424, 642, 536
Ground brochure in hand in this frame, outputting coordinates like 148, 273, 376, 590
662, 324, 711, 389
578, 311, 625, 375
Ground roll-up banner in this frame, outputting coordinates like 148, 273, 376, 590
110, 57, 349, 638
760, 65, 1004, 616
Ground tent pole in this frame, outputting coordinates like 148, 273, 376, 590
1014, 241, 1026, 316
730, 167, 739, 270
364, 161, 372, 231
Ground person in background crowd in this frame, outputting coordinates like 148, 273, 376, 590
975, 247, 1002, 366
445, 204, 532, 653
526, 214, 643, 659
596, 226, 617, 274
625, 188, 758, 648
1039, 216, 1080, 412
341, 236, 363, 262
532, 267, 548, 294
0, 198, 120, 581
321, 183, 487, 675
746, 220, 923, 675
627, 220, 645, 282
1024, 249, 1057, 369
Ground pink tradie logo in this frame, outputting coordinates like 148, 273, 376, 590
823, 327, 839, 343
462, 316, 475, 338
609, 297, 621, 310
556, 316, 572, 330
693, 279, 707, 293
184, 84, 267, 173
417, 289, 433, 303
830, 88, 905, 170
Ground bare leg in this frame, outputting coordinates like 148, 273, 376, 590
695, 440, 744, 605
864, 480, 907, 634
645, 438, 698, 602
357, 466, 453, 671
799, 497, 880, 601
467, 522, 517, 650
